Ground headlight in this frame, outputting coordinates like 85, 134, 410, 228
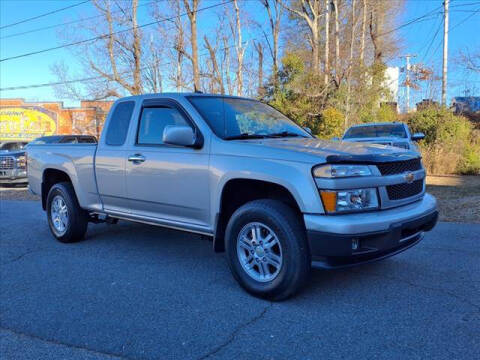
16, 155, 26, 169
313, 164, 372, 178
320, 188, 379, 213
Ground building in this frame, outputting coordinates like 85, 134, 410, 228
0, 98, 113, 142
452, 96, 480, 114
416, 99, 439, 111
382, 67, 400, 113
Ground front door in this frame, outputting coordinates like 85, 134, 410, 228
124, 101, 210, 229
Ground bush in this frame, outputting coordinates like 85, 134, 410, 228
317, 107, 345, 139
406, 107, 478, 175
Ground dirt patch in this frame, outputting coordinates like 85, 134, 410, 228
426, 175, 480, 223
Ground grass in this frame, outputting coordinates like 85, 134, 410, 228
426, 175, 480, 223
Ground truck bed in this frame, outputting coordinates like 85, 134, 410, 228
27, 143, 102, 212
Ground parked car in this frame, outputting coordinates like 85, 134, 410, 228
0, 141, 28, 185
29, 135, 97, 145
341, 122, 425, 152
27, 94, 438, 300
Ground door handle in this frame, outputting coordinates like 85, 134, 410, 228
128, 154, 145, 163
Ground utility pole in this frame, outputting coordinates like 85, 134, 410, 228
401, 54, 416, 113
442, 0, 449, 106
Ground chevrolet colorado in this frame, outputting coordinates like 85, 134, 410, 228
27, 93, 438, 300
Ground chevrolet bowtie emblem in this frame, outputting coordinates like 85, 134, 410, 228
404, 172, 415, 184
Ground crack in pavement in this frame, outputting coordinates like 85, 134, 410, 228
0, 248, 49, 266
349, 270, 480, 312
197, 302, 273, 360
0, 326, 135, 360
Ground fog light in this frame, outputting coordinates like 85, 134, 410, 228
352, 238, 359, 251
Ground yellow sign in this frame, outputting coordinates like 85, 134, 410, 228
0, 107, 57, 141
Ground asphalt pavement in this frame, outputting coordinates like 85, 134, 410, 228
1, 200, 479, 360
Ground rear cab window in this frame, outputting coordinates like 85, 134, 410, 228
105, 101, 135, 146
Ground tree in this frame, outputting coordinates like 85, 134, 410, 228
261, 0, 283, 89
280, 0, 322, 74
183, 0, 201, 91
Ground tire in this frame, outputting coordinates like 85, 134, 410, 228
46, 182, 88, 243
225, 199, 311, 301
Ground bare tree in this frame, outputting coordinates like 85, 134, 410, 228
261, 0, 283, 88
280, 0, 322, 74
204, 35, 225, 94
360, 0, 367, 65
183, 0, 201, 91
229, 0, 247, 95
332, 0, 340, 85
254, 41, 264, 95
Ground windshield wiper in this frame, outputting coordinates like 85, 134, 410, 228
224, 133, 267, 140
266, 131, 306, 138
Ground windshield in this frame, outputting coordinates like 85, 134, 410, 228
188, 96, 310, 139
0, 142, 27, 152
343, 124, 407, 139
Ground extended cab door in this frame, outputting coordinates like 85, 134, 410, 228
95, 100, 136, 214
124, 99, 211, 231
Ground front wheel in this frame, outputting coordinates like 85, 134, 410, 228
225, 200, 311, 300
46, 182, 88, 243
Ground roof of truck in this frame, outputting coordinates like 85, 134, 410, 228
348, 122, 405, 128
116, 92, 253, 102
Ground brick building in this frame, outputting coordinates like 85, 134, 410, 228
0, 98, 113, 142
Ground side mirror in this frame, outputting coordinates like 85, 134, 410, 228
411, 132, 425, 141
303, 127, 313, 135
163, 126, 202, 148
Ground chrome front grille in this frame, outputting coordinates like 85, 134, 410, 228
386, 179, 424, 200
377, 158, 422, 176
0, 156, 15, 170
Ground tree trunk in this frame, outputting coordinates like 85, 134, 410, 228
233, 0, 245, 96
254, 42, 264, 96
184, 0, 200, 91
131, 0, 142, 94
204, 35, 224, 94
324, 0, 330, 85
333, 0, 340, 85
360, 0, 367, 65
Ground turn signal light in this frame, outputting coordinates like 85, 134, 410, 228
320, 191, 337, 212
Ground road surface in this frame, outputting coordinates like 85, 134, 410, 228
1, 200, 479, 359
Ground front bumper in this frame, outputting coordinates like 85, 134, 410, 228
304, 193, 438, 268
0, 169, 27, 184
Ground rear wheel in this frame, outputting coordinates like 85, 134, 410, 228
46, 182, 88, 243
225, 199, 311, 300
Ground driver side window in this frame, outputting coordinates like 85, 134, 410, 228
137, 106, 191, 145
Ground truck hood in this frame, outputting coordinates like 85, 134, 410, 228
0, 150, 25, 157
342, 137, 405, 144
220, 137, 419, 164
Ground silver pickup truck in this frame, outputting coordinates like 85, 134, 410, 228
27, 93, 438, 300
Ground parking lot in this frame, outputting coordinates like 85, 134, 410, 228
1, 199, 479, 359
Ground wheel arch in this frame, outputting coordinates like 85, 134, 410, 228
213, 178, 305, 252
41, 168, 74, 210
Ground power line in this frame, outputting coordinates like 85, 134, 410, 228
0, 0, 157, 40
377, 4, 443, 38
0, 39, 251, 92
0, 1, 90, 30
0, 1, 233, 63
426, 6, 480, 64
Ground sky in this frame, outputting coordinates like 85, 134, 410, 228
0, 0, 479, 109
